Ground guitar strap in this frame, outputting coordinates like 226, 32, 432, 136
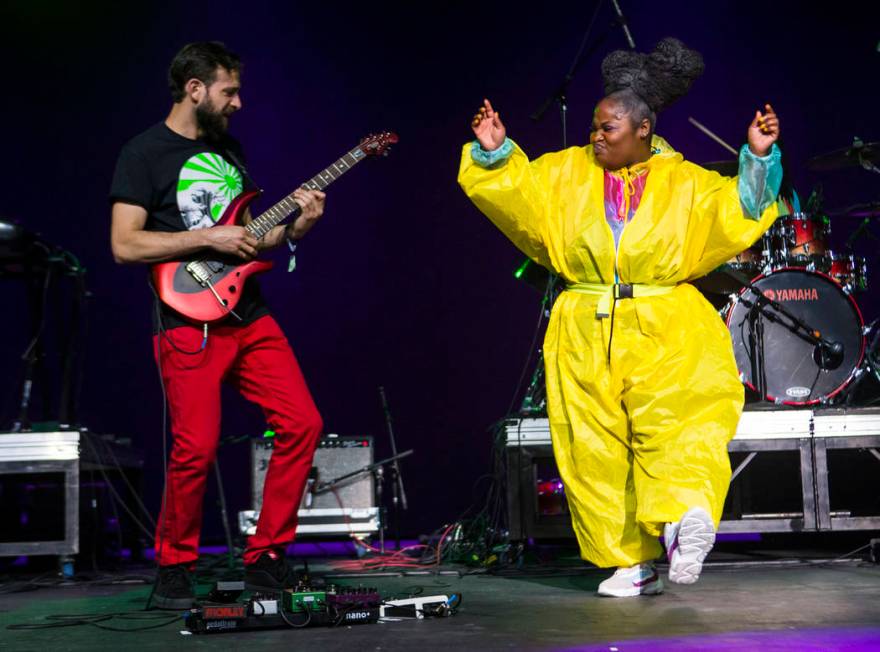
222, 145, 258, 191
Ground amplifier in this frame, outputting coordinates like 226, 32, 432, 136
240, 434, 378, 537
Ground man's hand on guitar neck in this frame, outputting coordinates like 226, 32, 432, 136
248, 188, 326, 251
285, 188, 326, 242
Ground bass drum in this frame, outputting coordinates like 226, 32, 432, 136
725, 268, 865, 405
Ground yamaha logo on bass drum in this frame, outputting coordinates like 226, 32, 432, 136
762, 287, 820, 302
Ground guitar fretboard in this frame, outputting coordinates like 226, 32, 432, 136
246, 146, 368, 238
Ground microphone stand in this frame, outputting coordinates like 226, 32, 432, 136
746, 299, 767, 399
314, 450, 414, 494
527, 4, 633, 415
738, 283, 841, 354
727, 269, 840, 353
609, 0, 636, 49
530, 0, 625, 147
378, 386, 408, 552
313, 449, 414, 554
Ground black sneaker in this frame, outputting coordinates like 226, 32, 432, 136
244, 550, 298, 592
152, 564, 195, 610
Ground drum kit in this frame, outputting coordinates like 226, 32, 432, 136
703, 138, 880, 407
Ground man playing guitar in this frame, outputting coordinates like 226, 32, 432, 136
110, 41, 325, 609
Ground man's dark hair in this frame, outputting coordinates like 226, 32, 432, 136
168, 41, 241, 102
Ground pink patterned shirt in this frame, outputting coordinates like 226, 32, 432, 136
604, 168, 649, 248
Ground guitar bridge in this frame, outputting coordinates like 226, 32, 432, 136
185, 261, 213, 286
184, 260, 241, 320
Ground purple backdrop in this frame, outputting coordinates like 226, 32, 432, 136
2, 1, 879, 539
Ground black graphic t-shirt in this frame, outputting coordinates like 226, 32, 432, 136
109, 122, 270, 331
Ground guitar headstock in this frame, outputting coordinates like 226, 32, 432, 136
359, 131, 399, 157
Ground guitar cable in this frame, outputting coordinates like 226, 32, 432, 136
143, 294, 169, 610
149, 281, 209, 355
143, 145, 253, 607
144, 287, 208, 610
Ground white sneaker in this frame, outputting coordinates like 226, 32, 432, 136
597, 563, 663, 597
665, 506, 716, 584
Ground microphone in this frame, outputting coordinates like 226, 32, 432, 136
814, 340, 844, 370
610, 0, 636, 49
304, 466, 318, 509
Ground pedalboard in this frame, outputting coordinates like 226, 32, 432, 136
184, 581, 459, 635
184, 583, 383, 634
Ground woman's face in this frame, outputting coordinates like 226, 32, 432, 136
589, 98, 650, 170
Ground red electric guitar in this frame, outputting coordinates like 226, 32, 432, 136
152, 132, 398, 323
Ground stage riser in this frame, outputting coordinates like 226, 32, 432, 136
0, 431, 142, 562
504, 409, 880, 539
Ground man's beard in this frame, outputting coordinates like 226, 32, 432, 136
195, 98, 229, 143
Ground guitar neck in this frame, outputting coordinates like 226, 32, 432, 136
245, 145, 369, 238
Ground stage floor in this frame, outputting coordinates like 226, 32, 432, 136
2, 554, 879, 651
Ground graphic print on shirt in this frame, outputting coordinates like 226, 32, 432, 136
176, 152, 243, 230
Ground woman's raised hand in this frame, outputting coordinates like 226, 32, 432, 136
747, 103, 780, 156
471, 98, 507, 151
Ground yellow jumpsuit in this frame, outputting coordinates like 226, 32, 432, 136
458, 137, 779, 568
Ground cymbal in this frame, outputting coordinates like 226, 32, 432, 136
807, 140, 880, 172
827, 201, 880, 218
0, 219, 26, 243
701, 160, 738, 176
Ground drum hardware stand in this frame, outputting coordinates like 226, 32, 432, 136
844, 320, 880, 405
760, 230, 783, 273
852, 137, 880, 175
313, 449, 414, 554
845, 215, 877, 249
520, 355, 548, 415
516, 267, 561, 416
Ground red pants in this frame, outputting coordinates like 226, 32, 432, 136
152, 315, 322, 566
